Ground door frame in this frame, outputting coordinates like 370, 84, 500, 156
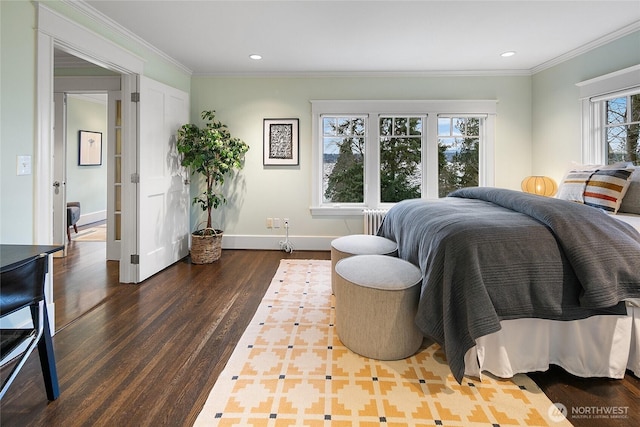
36, 4, 143, 287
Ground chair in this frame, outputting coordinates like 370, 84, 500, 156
67, 201, 81, 242
0, 254, 60, 401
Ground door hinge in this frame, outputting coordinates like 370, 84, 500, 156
131, 173, 140, 183
131, 92, 140, 103
130, 254, 140, 265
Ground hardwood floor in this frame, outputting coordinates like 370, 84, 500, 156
1, 242, 638, 426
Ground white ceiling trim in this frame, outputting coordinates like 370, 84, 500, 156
531, 20, 640, 75
62, 0, 193, 75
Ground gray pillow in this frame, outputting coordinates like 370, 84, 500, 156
619, 167, 640, 215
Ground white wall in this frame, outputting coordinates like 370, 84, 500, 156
531, 31, 640, 182
190, 75, 532, 248
66, 95, 108, 225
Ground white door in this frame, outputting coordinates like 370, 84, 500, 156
137, 76, 190, 282
106, 90, 122, 261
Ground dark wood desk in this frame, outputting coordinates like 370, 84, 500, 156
0, 244, 63, 400
0, 244, 63, 270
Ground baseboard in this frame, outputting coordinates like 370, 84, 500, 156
77, 210, 107, 227
220, 234, 336, 251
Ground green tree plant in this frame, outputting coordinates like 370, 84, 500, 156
177, 110, 249, 232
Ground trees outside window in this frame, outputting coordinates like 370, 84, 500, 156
605, 94, 640, 166
311, 100, 495, 215
323, 116, 366, 203
380, 116, 422, 203
438, 117, 480, 197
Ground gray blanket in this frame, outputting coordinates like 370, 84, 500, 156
377, 187, 640, 383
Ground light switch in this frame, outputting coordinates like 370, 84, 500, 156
17, 155, 31, 175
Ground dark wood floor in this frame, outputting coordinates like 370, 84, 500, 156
1, 240, 639, 426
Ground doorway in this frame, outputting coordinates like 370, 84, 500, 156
53, 57, 122, 262
56, 92, 108, 246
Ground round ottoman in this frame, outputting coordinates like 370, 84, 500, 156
330, 234, 398, 293
335, 254, 423, 360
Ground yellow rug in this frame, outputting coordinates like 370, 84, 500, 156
73, 224, 106, 242
194, 259, 571, 426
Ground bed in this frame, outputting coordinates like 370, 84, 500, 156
377, 186, 640, 383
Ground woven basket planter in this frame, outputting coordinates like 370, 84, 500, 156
190, 228, 223, 264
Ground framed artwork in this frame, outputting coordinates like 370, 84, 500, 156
78, 130, 103, 166
263, 118, 299, 166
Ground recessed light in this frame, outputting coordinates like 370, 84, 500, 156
249, 54, 262, 60
501, 51, 516, 58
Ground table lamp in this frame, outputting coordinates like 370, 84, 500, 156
521, 176, 557, 197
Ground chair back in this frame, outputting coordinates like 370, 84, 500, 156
0, 254, 47, 317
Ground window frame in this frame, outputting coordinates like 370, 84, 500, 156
310, 100, 496, 216
577, 65, 640, 165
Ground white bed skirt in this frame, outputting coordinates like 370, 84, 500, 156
464, 304, 640, 379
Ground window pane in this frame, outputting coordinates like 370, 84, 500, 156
409, 118, 422, 135
393, 117, 407, 135
604, 94, 640, 166
438, 118, 450, 135
632, 94, 640, 122
606, 97, 626, 125
380, 116, 422, 203
380, 117, 392, 136
438, 117, 480, 197
323, 117, 365, 203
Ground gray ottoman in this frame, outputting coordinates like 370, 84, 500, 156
331, 234, 398, 293
335, 254, 423, 360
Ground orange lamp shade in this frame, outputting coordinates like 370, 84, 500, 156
521, 176, 557, 197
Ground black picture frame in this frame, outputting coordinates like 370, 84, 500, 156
263, 118, 299, 166
78, 130, 103, 166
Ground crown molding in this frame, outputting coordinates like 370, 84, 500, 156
192, 69, 533, 78
63, 0, 192, 75
531, 20, 640, 75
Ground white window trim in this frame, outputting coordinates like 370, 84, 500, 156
577, 65, 640, 165
310, 100, 497, 216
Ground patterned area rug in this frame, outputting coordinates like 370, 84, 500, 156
73, 224, 106, 242
194, 259, 571, 426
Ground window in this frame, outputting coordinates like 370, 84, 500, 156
311, 100, 496, 215
322, 116, 367, 203
379, 116, 423, 202
438, 116, 480, 197
578, 65, 640, 166
604, 94, 640, 165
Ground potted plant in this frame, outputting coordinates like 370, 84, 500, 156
177, 110, 250, 263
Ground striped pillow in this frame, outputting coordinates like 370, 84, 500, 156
556, 168, 598, 203
584, 168, 635, 213
619, 167, 640, 215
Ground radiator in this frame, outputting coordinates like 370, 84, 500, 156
363, 209, 388, 235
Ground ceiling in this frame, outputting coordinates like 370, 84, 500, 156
76, 0, 640, 75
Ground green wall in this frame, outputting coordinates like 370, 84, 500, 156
66, 96, 108, 222
532, 31, 640, 182
0, 1, 38, 243
0, 0, 191, 243
189, 75, 531, 239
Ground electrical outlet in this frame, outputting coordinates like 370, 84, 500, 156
273, 218, 281, 228
266, 217, 273, 228
283, 218, 290, 228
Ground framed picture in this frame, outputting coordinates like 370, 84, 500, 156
263, 118, 299, 166
78, 130, 103, 166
